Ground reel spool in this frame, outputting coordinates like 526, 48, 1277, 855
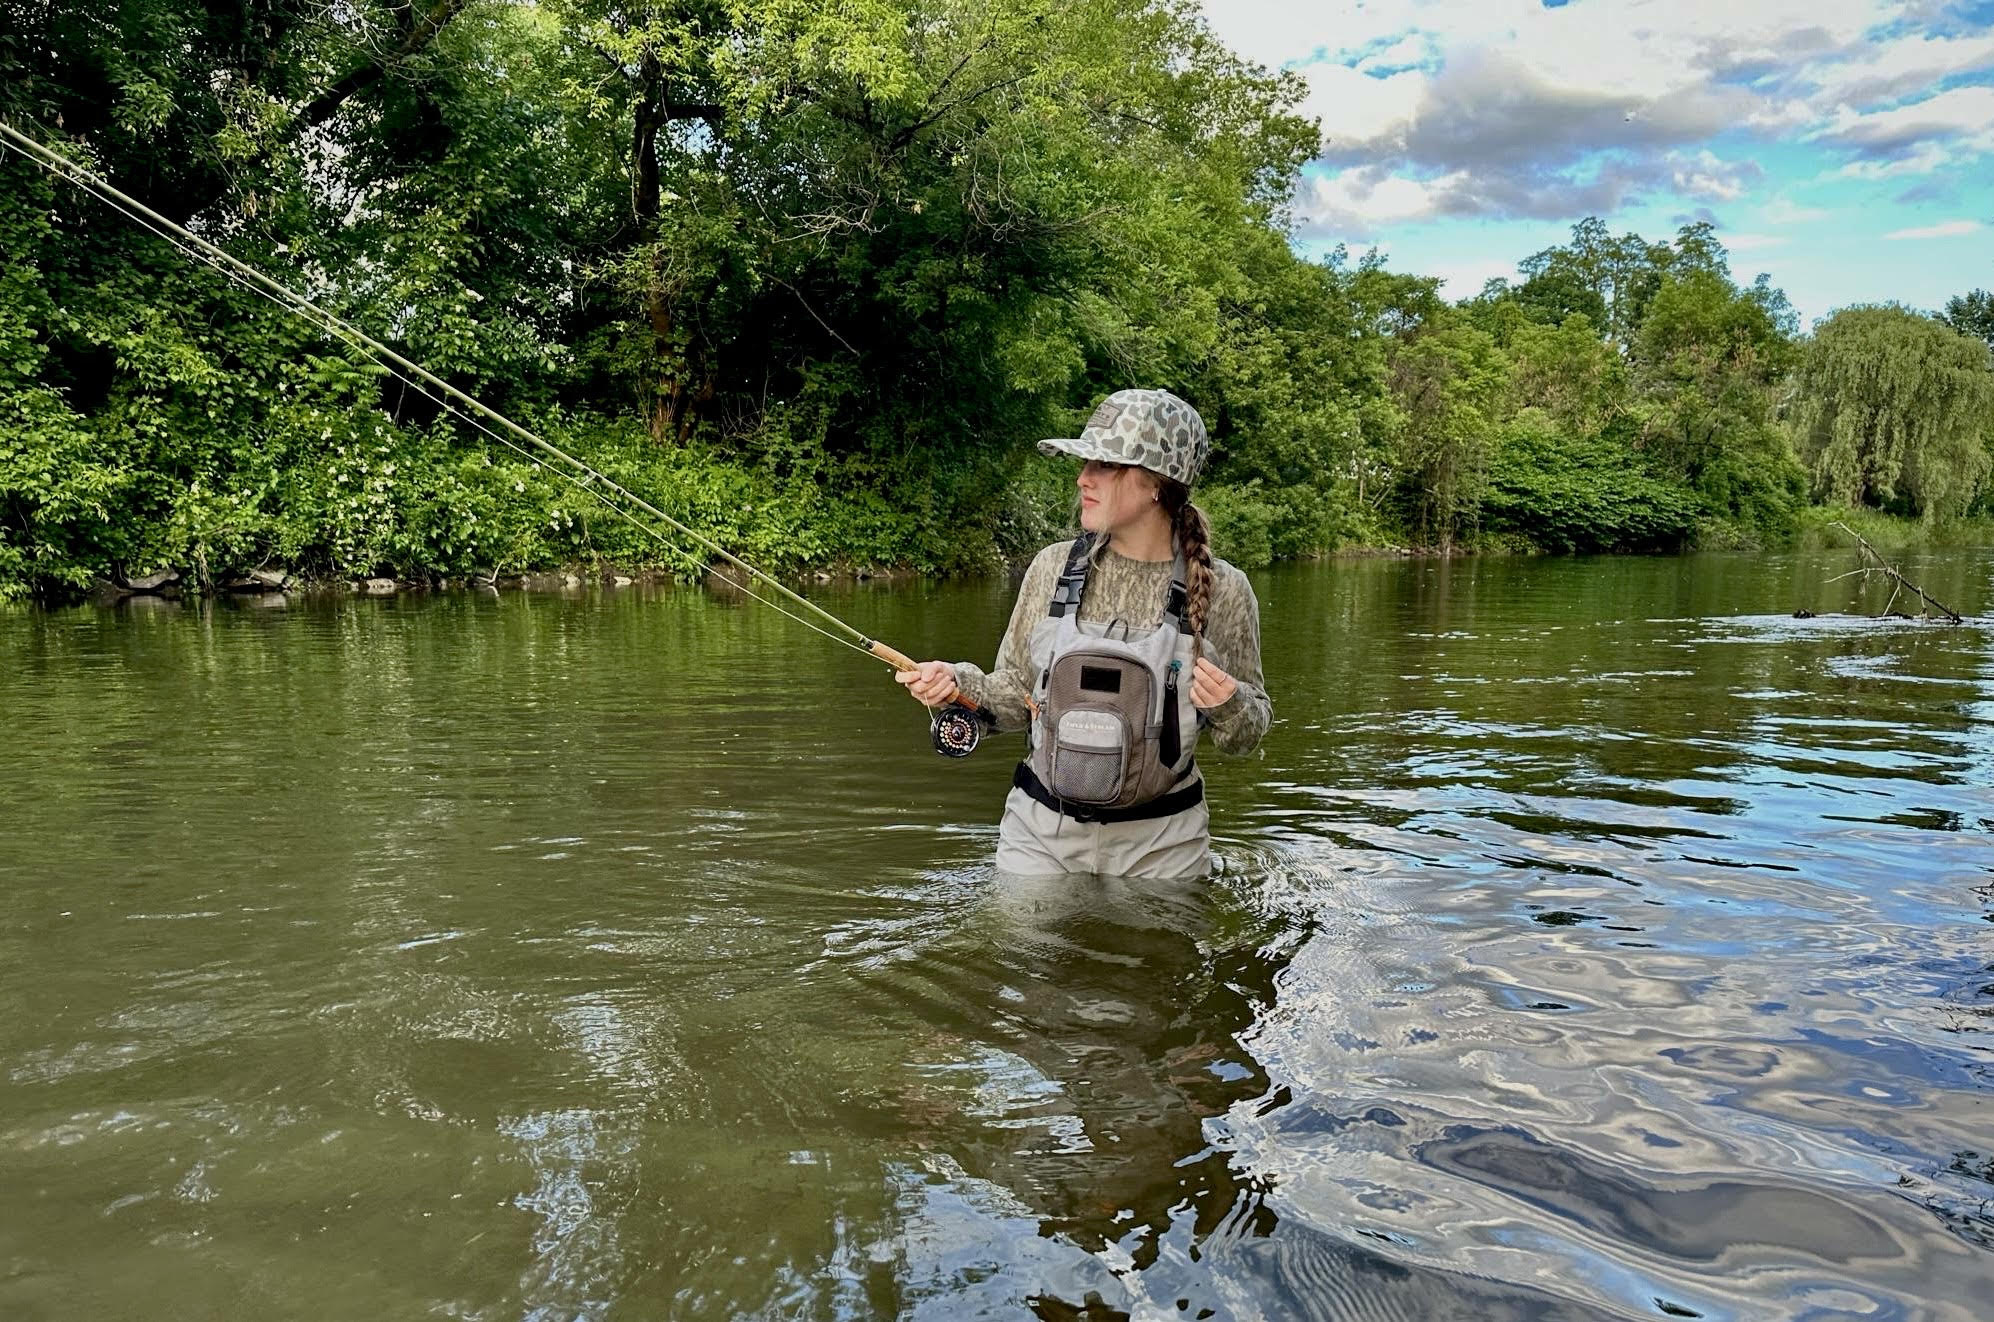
930, 702, 985, 758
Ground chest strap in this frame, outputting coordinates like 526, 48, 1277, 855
1047, 533, 1189, 631
1012, 761, 1203, 824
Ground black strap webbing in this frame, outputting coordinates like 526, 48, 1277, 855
1012, 761, 1203, 824
1046, 534, 1096, 619
1045, 533, 1189, 631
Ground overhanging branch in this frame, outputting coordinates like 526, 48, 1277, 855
286, 0, 474, 140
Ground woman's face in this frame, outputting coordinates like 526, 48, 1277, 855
1077, 459, 1160, 535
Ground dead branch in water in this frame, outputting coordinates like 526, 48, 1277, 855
1826, 522, 1964, 624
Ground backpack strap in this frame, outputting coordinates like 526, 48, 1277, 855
1163, 572, 1189, 633
1162, 544, 1192, 633
1047, 533, 1097, 619
1047, 532, 1192, 632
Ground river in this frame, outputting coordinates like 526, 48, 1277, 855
1, 548, 1989, 1320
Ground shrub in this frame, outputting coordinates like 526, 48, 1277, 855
1484, 416, 1701, 553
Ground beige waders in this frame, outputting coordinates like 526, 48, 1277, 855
994, 782, 1211, 880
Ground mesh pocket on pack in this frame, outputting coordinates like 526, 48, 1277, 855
1051, 709, 1126, 804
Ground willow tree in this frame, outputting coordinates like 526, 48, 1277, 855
1794, 306, 1994, 518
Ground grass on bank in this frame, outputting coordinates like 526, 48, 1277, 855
1792, 506, 1994, 553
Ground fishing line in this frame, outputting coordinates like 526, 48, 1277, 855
0, 127, 869, 654
0, 118, 941, 679
169, 220, 868, 651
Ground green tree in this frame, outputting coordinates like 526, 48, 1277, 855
1630, 265, 1804, 533
1352, 257, 1452, 340
1191, 233, 1394, 559
1941, 289, 1994, 349
1664, 220, 1729, 280
0, 0, 1332, 594
1484, 412, 1700, 553
1794, 306, 1994, 518
1510, 217, 1670, 343
1386, 319, 1507, 549
1512, 250, 1608, 332
548, 0, 1317, 447
1503, 313, 1627, 438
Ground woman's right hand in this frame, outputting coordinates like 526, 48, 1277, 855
895, 660, 959, 708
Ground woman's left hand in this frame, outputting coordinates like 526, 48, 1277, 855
1190, 657, 1237, 710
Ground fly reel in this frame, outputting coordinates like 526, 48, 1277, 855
930, 702, 986, 758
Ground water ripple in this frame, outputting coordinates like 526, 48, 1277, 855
2, 554, 1990, 1318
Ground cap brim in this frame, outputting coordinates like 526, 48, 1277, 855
1036, 435, 1120, 463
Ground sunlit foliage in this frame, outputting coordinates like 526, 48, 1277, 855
2, 4, 1991, 600
1794, 306, 1994, 519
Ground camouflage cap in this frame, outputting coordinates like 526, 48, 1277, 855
1038, 389, 1210, 487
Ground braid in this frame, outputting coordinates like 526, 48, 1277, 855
1158, 479, 1214, 658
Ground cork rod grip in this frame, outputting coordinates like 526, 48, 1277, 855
868, 640, 979, 712
868, 639, 920, 672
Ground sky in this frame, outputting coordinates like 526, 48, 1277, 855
1197, 0, 1994, 326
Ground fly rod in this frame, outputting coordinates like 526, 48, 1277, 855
0, 118, 990, 755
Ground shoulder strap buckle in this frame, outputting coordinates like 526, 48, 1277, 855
1047, 533, 1096, 618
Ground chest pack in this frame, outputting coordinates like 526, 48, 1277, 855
1017, 534, 1204, 820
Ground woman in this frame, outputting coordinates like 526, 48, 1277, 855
898, 388, 1271, 878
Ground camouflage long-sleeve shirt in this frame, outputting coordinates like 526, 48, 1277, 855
951, 540, 1271, 756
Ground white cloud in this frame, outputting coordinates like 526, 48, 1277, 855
1292, 61, 1425, 151
1671, 150, 1754, 203
1197, 0, 1433, 72
1296, 168, 1464, 235
1816, 84, 1994, 158
1830, 141, 1955, 180
1800, 31, 1994, 103
1762, 197, 1831, 224
1881, 219, 1983, 239
1295, 149, 1758, 239
1205, 0, 1894, 113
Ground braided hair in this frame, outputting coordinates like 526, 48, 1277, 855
1156, 478, 1214, 659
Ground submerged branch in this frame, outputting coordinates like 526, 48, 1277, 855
1830, 522, 1964, 624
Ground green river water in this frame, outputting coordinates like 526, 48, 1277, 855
2, 548, 1990, 1320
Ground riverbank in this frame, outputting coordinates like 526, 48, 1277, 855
1792, 506, 1994, 552
79, 559, 931, 605
1289, 508, 1994, 564
53, 504, 1994, 611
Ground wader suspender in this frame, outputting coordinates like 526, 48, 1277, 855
1014, 535, 1203, 824
1047, 534, 1190, 632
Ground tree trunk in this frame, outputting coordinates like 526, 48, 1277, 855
625, 45, 725, 445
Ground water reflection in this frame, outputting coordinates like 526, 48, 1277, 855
866, 870, 1284, 1317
